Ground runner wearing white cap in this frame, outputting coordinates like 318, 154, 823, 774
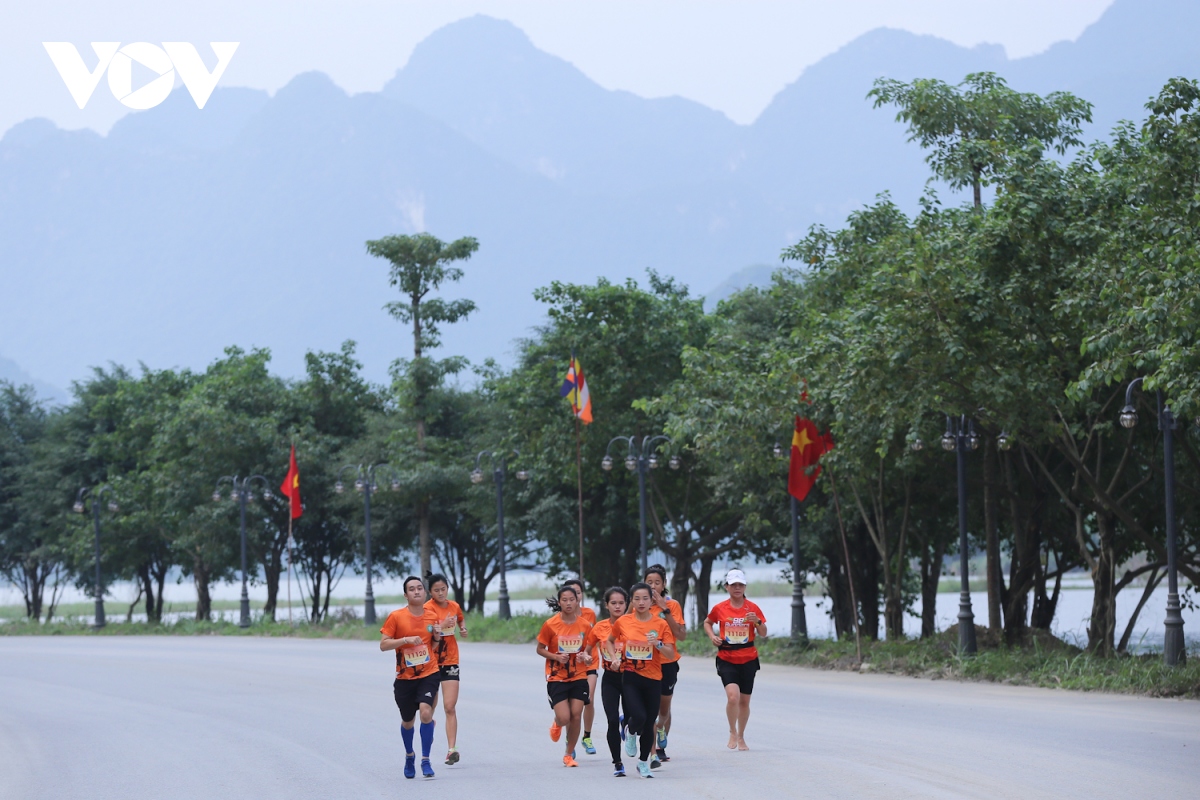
704, 568, 767, 751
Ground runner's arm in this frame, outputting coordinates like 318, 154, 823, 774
536, 643, 568, 664
380, 635, 419, 652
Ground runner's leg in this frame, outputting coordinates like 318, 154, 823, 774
637, 677, 661, 763
565, 697, 584, 756
582, 672, 597, 748
441, 679, 459, 750
724, 683, 741, 749
601, 671, 623, 764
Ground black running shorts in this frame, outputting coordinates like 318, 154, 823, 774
715, 657, 760, 695
394, 674, 441, 722
660, 661, 680, 696
439, 664, 460, 682
546, 678, 590, 709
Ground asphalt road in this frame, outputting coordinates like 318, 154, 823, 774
0, 637, 1195, 799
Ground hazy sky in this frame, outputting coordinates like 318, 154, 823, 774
2, 0, 1115, 137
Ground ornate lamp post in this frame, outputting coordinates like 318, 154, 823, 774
471, 450, 529, 620
942, 415, 979, 655
773, 441, 808, 643
212, 475, 273, 628
1119, 378, 1186, 666
73, 485, 118, 629
602, 435, 677, 576
335, 463, 399, 625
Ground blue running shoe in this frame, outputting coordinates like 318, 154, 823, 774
582, 736, 597, 755
404, 753, 415, 779
613, 763, 626, 777
625, 732, 638, 759
657, 728, 667, 749
636, 761, 653, 778
421, 759, 435, 778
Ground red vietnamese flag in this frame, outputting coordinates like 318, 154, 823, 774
789, 415, 833, 502
280, 445, 302, 519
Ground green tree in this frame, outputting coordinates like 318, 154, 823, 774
367, 232, 479, 576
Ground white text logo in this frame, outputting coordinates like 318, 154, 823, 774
43, 42, 239, 110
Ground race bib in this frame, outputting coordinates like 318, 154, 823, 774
439, 615, 458, 636
402, 644, 430, 668
624, 639, 653, 661
557, 634, 583, 654
724, 621, 750, 645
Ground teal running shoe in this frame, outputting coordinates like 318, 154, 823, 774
625, 732, 638, 758
636, 761, 653, 778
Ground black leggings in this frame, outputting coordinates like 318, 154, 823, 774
620, 672, 662, 762
600, 669, 624, 764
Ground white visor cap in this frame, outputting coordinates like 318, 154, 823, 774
725, 569, 747, 586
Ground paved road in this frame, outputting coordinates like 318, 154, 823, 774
0, 638, 1195, 799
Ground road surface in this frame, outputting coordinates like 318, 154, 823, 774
0, 637, 1195, 798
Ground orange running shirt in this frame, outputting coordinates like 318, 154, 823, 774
580, 606, 597, 625
706, 598, 766, 664
611, 614, 675, 681
380, 606, 440, 680
424, 599, 464, 666
537, 614, 593, 682
654, 598, 685, 664
584, 618, 623, 672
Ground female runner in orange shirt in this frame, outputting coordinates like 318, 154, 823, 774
536, 584, 594, 767
704, 568, 767, 751
643, 564, 685, 764
380, 575, 443, 779
583, 586, 630, 776
423, 572, 466, 765
608, 582, 676, 778
561, 578, 599, 755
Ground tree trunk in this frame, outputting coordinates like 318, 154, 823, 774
194, 559, 212, 622
1002, 449, 1037, 644
1030, 559, 1061, 630
1086, 514, 1117, 656
857, 525, 880, 641
1117, 567, 1164, 654
669, 547, 692, 611
825, 538, 855, 640
152, 559, 168, 623
418, 505, 431, 578
918, 533, 947, 639
983, 440, 1003, 631
262, 539, 283, 622
137, 563, 156, 624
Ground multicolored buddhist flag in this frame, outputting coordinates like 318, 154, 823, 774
560, 353, 593, 423
280, 445, 302, 519
789, 415, 833, 502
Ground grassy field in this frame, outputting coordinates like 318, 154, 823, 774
4, 610, 1196, 699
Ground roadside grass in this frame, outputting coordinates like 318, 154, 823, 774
5, 609, 1196, 699
676, 627, 1200, 699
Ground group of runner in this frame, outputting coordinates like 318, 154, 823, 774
379, 565, 766, 779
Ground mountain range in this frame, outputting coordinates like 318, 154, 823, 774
1, 0, 1197, 391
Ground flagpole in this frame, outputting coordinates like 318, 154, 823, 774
575, 415, 585, 587
287, 514, 293, 625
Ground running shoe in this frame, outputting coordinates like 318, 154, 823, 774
582, 736, 597, 755
404, 753, 415, 780
563, 754, 579, 768
650, 756, 661, 770
445, 749, 459, 765
619, 714, 626, 741
624, 732, 638, 758
636, 761, 653, 778
613, 763, 626, 777
549, 723, 562, 743
657, 728, 667, 749
656, 747, 671, 763
421, 758, 435, 778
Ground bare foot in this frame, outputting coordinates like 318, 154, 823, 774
737, 737, 749, 751
726, 732, 738, 749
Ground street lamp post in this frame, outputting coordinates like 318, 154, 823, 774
1119, 378, 1187, 666
471, 450, 529, 620
213, 475, 272, 628
602, 435, 678, 577
773, 441, 808, 643
335, 463, 399, 625
942, 415, 979, 656
73, 486, 118, 629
